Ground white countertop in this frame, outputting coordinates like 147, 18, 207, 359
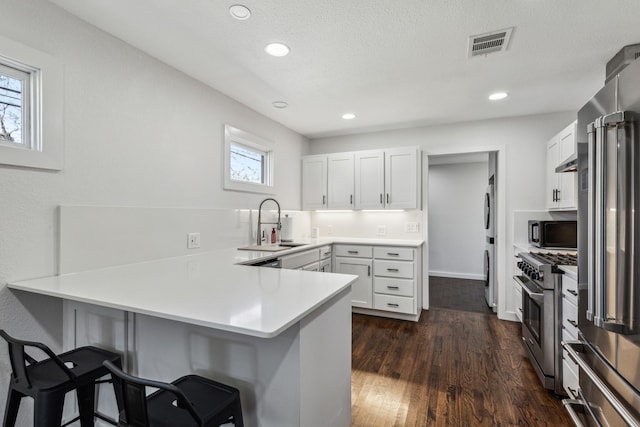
559, 265, 578, 279
8, 237, 422, 339
9, 249, 357, 339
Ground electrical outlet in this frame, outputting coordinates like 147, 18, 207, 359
377, 225, 387, 236
187, 232, 201, 249
327, 225, 334, 235
405, 222, 420, 233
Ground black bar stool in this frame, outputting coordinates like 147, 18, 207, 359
1, 329, 122, 427
103, 360, 244, 427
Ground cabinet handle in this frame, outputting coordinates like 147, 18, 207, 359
323, 251, 331, 256
322, 195, 326, 205
386, 193, 390, 204
387, 286, 400, 290
387, 303, 399, 307
387, 268, 399, 272
348, 250, 359, 254
350, 194, 353, 204
517, 308, 523, 313
567, 289, 578, 297
387, 252, 399, 256
367, 265, 371, 276
567, 319, 578, 328
380, 193, 383, 204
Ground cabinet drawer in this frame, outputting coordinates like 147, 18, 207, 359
334, 245, 373, 258
319, 245, 333, 260
562, 296, 579, 338
373, 294, 415, 314
562, 350, 579, 399
562, 275, 578, 300
280, 249, 319, 269
374, 260, 413, 279
374, 277, 414, 297
373, 247, 414, 261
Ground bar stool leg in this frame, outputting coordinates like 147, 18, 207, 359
33, 393, 65, 427
76, 383, 97, 426
233, 400, 244, 427
2, 387, 23, 427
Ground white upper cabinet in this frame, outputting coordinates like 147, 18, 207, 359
302, 155, 328, 210
303, 146, 420, 210
355, 151, 385, 209
385, 147, 419, 209
327, 153, 355, 209
546, 121, 577, 210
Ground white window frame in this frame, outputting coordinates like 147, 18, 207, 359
223, 125, 275, 194
0, 35, 63, 170
0, 62, 32, 149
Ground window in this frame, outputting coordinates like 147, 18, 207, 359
224, 125, 274, 194
0, 63, 31, 149
0, 35, 63, 170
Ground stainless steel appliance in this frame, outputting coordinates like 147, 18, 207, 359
562, 57, 640, 426
528, 220, 577, 249
515, 251, 577, 395
484, 178, 496, 311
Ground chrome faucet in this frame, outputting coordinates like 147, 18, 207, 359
256, 198, 281, 245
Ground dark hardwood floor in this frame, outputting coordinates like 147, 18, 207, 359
351, 309, 572, 426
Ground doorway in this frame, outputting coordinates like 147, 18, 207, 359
425, 151, 497, 314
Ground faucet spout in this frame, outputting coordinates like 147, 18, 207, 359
256, 198, 281, 246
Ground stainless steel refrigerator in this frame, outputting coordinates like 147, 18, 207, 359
562, 56, 640, 426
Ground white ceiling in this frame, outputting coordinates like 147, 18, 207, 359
49, 0, 640, 139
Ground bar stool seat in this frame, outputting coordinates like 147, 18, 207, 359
1, 329, 122, 427
103, 361, 244, 427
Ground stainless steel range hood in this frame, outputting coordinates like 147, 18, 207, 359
555, 153, 578, 173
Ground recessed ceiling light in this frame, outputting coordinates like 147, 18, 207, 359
265, 43, 290, 57
342, 113, 356, 120
272, 101, 288, 109
229, 4, 251, 20
488, 92, 508, 101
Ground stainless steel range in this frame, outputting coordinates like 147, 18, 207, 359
515, 251, 577, 395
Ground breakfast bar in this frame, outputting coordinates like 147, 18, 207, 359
9, 250, 356, 427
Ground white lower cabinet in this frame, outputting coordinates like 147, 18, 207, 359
562, 273, 580, 399
334, 243, 421, 321
334, 256, 373, 308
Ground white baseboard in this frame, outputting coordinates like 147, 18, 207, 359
429, 271, 484, 281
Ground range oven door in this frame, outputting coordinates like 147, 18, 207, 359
515, 275, 555, 389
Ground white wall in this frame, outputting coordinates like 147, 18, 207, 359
0, 1, 309, 424
428, 161, 488, 280
309, 111, 577, 319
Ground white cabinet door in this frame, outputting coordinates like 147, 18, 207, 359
558, 122, 577, 209
546, 135, 560, 209
546, 121, 577, 210
385, 147, 419, 209
355, 150, 384, 209
327, 153, 355, 209
302, 155, 327, 210
334, 257, 373, 308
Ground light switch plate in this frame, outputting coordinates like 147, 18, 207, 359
377, 225, 387, 236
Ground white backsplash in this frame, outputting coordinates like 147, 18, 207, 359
310, 210, 424, 240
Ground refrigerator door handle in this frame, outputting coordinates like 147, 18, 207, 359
587, 119, 603, 325
599, 111, 638, 335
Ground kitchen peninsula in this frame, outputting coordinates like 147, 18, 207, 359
8, 249, 356, 427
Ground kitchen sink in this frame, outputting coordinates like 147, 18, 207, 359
277, 242, 308, 248
237, 242, 308, 252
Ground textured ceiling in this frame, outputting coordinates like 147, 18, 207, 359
49, 0, 640, 138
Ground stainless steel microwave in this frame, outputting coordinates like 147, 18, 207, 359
528, 220, 577, 249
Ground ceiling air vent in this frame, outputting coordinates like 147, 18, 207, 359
468, 27, 514, 58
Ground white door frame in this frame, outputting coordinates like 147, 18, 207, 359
421, 145, 507, 319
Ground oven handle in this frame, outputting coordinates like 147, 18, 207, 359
563, 340, 640, 427
513, 275, 544, 305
